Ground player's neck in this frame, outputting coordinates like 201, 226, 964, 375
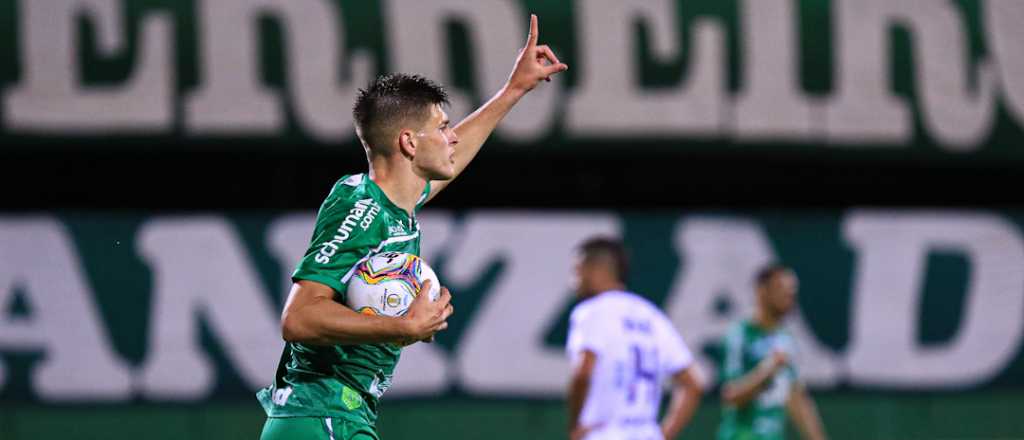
368, 158, 428, 215
752, 309, 782, 331
584, 281, 626, 298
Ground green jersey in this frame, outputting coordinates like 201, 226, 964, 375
717, 319, 799, 440
257, 173, 431, 425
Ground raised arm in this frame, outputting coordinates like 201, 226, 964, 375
660, 366, 704, 439
787, 382, 828, 440
280, 279, 452, 345
426, 14, 568, 202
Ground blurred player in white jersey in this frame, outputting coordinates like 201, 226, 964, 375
566, 237, 704, 440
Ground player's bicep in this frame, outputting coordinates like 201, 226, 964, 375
280, 279, 349, 341
672, 364, 704, 392
282, 280, 334, 315
572, 349, 598, 379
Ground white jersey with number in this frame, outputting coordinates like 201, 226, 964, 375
567, 290, 695, 440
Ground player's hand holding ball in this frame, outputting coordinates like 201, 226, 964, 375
402, 279, 453, 344
345, 252, 453, 345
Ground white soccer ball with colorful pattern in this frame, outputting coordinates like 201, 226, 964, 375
345, 252, 440, 317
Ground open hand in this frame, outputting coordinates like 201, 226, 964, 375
507, 14, 569, 93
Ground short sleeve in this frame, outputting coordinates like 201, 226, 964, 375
292, 196, 374, 295
656, 314, 694, 376
776, 332, 799, 379
566, 304, 607, 364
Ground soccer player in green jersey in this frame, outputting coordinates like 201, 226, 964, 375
256, 14, 568, 440
717, 264, 828, 440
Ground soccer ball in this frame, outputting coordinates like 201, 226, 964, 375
346, 251, 440, 317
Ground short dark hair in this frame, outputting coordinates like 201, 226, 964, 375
578, 236, 630, 283
352, 73, 449, 153
755, 263, 791, 288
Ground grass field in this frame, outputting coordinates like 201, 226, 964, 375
3, 393, 1023, 440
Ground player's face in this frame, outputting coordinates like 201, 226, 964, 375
764, 270, 798, 317
571, 254, 597, 297
411, 104, 458, 181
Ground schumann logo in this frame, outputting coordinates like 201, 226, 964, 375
314, 198, 380, 264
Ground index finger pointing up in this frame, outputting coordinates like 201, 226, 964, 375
527, 14, 538, 48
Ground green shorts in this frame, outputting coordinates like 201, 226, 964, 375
260, 417, 379, 440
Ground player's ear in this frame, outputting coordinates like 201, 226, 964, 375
398, 129, 416, 159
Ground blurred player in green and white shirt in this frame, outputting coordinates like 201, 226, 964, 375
717, 264, 828, 440
257, 14, 568, 440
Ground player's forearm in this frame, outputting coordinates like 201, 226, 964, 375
451, 85, 525, 175
660, 385, 702, 439
281, 297, 412, 345
722, 361, 778, 407
566, 372, 591, 432
788, 389, 828, 440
